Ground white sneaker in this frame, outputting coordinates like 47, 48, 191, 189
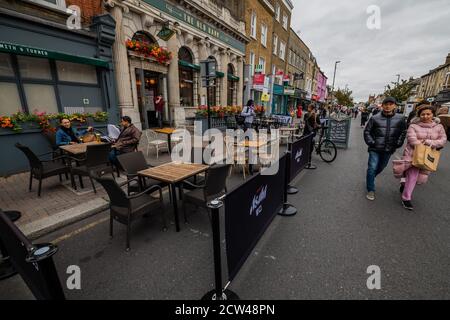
366, 191, 375, 201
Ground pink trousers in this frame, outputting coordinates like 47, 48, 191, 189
402, 167, 420, 201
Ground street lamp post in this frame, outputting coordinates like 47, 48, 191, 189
331, 60, 341, 105
396, 74, 400, 85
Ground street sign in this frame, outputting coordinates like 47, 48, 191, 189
261, 93, 270, 102
157, 26, 175, 41
200, 59, 216, 79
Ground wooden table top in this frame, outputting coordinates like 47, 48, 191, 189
153, 128, 176, 135
138, 162, 209, 184
234, 140, 268, 148
279, 127, 297, 131
59, 142, 106, 155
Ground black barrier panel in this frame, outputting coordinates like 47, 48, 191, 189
224, 155, 287, 281
289, 134, 313, 183
0, 210, 65, 300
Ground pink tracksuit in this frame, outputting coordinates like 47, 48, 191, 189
401, 118, 447, 201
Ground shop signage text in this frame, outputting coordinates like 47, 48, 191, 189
143, 0, 245, 53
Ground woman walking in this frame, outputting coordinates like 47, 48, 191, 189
360, 108, 369, 127
400, 105, 447, 210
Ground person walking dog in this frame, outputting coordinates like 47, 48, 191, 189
364, 97, 407, 200
400, 105, 447, 210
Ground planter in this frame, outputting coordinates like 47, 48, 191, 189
193, 116, 236, 134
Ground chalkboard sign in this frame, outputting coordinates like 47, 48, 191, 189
326, 118, 351, 148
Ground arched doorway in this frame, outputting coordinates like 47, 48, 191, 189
178, 47, 195, 107
132, 31, 164, 129
227, 63, 237, 106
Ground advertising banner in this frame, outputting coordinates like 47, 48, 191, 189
289, 134, 313, 182
224, 155, 287, 281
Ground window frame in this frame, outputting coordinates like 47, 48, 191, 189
0, 53, 102, 116
261, 24, 267, 47
258, 57, 266, 74
249, 51, 256, 76
275, 3, 281, 22
24, 0, 67, 13
279, 41, 286, 61
282, 13, 288, 30
250, 11, 257, 39
273, 34, 278, 55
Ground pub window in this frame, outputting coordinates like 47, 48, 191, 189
207, 56, 219, 106
56, 61, 98, 84
227, 64, 237, 106
25, 0, 67, 12
178, 47, 194, 107
132, 31, 157, 45
0, 52, 103, 116
0, 53, 22, 115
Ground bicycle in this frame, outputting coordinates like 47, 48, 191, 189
314, 126, 337, 163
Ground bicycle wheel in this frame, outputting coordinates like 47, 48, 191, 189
318, 139, 337, 163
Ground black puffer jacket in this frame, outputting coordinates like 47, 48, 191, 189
364, 112, 407, 153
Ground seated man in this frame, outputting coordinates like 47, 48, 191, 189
109, 116, 142, 166
56, 118, 93, 146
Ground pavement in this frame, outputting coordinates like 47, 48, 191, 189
1, 118, 449, 299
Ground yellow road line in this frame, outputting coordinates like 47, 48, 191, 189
52, 216, 109, 244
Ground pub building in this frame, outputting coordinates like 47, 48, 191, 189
105, 0, 249, 129
0, 1, 118, 176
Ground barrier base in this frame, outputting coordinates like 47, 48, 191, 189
287, 185, 298, 194
278, 203, 298, 216
305, 164, 317, 170
0, 258, 17, 280
202, 289, 240, 301
5, 211, 21, 222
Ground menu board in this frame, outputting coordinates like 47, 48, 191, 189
328, 118, 351, 148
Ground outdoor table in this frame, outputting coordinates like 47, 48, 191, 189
138, 162, 209, 232
279, 127, 297, 142
234, 139, 268, 174
153, 128, 176, 153
59, 141, 106, 155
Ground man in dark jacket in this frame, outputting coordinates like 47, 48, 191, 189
364, 97, 407, 200
108, 116, 142, 166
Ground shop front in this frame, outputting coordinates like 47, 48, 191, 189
106, 0, 248, 128
272, 84, 287, 115
0, 12, 118, 176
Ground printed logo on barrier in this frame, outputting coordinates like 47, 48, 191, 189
250, 185, 268, 217
295, 148, 303, 163
427, 154, 435, 163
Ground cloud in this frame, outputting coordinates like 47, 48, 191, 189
291, 0, 450, 101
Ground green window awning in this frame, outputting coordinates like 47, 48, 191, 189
227, 74, 239, 81
0, 41, 109, 68
178, 60, 201, 71
215, 71, 225, 78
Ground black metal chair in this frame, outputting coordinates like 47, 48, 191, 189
94, 176, 166, 251
116, 151, 167, 196
181, 164, 230, 223
15, 143, 71, 197
69, 143, 114, 193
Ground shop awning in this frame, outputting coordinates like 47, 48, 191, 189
227, 74, 240, 81
215, 71, 225, 78
0, 41, 109, 68
178, 60, 201, 71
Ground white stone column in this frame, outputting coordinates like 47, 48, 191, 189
219, 50, 229, 106
197, 40, 209, 105
236, 56, 244, 106
109, 3, 138, 126
167, 31, 181, 126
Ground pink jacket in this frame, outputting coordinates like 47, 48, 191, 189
402, 117, 447, 162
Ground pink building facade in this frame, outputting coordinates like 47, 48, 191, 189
316, 71, 328, 103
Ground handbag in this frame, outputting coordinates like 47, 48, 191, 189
412, 143, 441, 172
392, 159, 412, 178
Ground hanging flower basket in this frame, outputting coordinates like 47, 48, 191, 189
126, 39, 172, 65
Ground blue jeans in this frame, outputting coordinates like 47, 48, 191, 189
366, 151, 392, 192
108, 149, 123, 167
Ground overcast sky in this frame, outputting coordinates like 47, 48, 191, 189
291, 0, 450, 102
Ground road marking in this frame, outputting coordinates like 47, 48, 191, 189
52, 216, 109, 244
